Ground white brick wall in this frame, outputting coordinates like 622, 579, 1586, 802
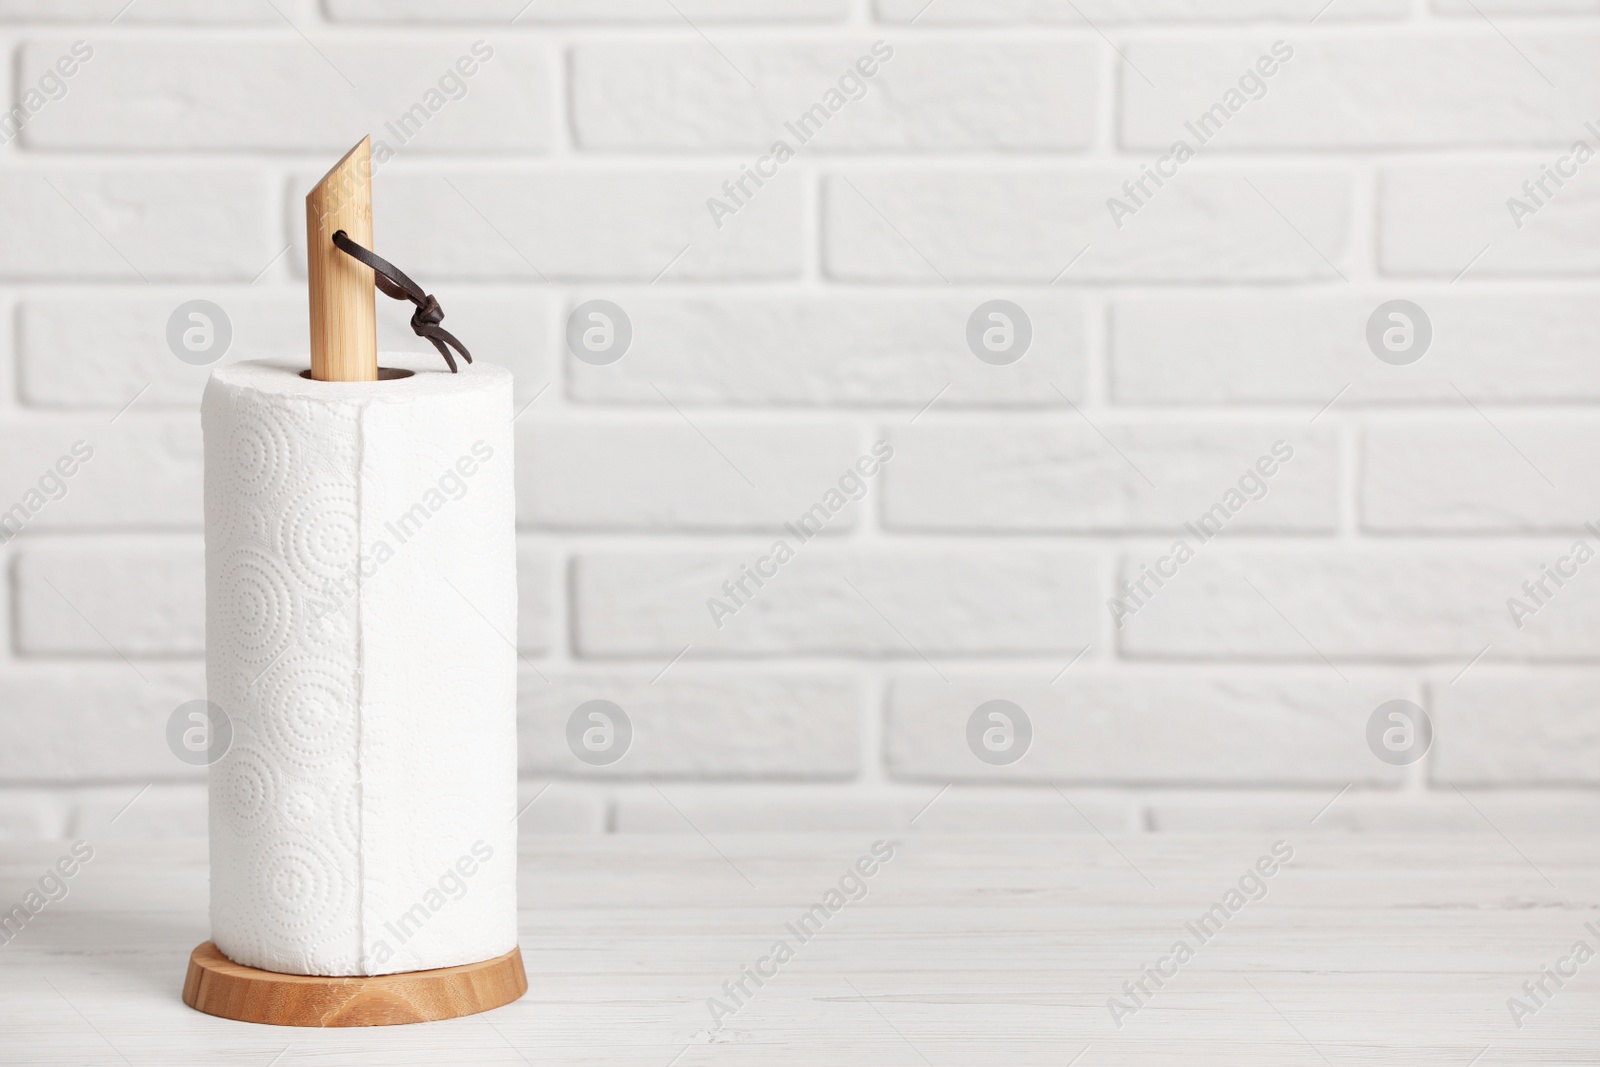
1120, 36, 1597, 149
1, 0, 1594, 840
570, 42, 1097, 150
822, 170, 1352, 282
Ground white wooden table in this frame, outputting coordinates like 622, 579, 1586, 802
2, 835, 1596, 1064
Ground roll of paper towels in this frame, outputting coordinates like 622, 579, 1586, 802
202, 354, 518, 977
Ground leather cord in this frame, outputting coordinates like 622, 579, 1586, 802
331, 230, 472, 373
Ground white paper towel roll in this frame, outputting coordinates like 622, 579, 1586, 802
202, 354, 518, 977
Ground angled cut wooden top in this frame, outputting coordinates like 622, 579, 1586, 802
305, 136, 377, 382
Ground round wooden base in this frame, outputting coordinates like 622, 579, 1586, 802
182, 941, 527, 1027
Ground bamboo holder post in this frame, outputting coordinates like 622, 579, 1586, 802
306, 137, 378, 382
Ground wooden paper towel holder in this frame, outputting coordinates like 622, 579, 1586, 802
183, 942, 527, 1027
185, 137, 527, 1026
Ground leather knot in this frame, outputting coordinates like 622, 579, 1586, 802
330, 231, 472, 373
411, 294, 444, 330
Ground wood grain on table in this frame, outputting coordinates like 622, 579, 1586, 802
0, 835, 1595, 1065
